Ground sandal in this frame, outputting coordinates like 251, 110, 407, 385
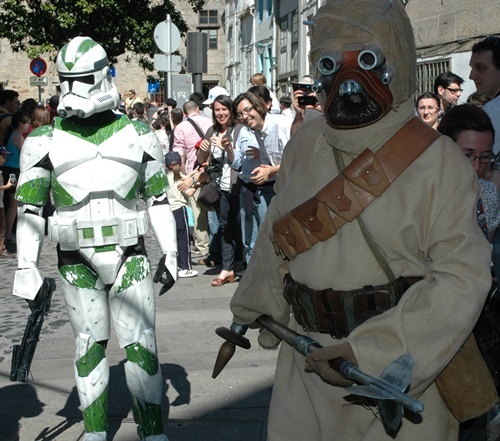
211, 274, 235, 287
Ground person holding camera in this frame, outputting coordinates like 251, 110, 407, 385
196, 94, 244, 286
290, 75, 323, 137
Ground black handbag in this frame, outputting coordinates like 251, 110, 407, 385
197, 178, 221, 211
198, 143, 225, 211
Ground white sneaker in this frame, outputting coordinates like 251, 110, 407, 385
178, 269, 198, 278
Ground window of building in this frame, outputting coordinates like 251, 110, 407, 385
257, 0, 264, 22
199, 10, 218, 26
266, 0, 273, 17
292, 12, 298, 43
201, 29, 218, 50
280, 20, 288, 48
416, 58, 451, 97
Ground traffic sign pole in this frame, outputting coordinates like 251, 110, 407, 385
166, 14, 172, 100
154, 16, 180, 104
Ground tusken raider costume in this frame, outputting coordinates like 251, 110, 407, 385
12, 37, 176, 441
217, 0, 494, 440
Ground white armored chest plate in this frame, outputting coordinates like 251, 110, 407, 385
49, 117, 153, 204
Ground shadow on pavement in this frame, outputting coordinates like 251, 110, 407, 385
0, 382, 45, 441
1, 359, 270, 440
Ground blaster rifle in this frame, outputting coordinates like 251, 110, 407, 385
10, 277, 57, 382
213, 315, 424, 433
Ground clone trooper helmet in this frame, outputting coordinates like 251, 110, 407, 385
56, 36, 120, 118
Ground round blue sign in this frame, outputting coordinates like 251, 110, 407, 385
30, 58, 47, 77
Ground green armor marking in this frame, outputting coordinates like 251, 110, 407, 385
101, 226, 114, 237
76, 343, 105, 377
60, 264, 99, 289
51, 173, 77, 208
94, 245, 116, 253
131, 397, 163, 438
143, 170, 168, 197
125, 343, 159, 376
82, 228, 94, 239
114, 256, 150, 293
132, 120, 152, 136
27, 125, 53, 137
54, 114, 129, 145
61, 38, 98, 71
15, 177, 50, 205
82, 388, 108, 434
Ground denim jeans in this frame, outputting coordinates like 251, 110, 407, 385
216, 191, 241, 271
207, 209, 221, 263
239, 183, 274, 264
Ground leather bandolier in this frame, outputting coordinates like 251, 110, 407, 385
271, 117, 439, 261
274, 117, 439, 332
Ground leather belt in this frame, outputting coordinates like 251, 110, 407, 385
283, 273, 423, 338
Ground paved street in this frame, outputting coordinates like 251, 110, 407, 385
0, 231, 278, 441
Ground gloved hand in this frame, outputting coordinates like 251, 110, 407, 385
305, 342, 357, 386
153, 255, 175, 295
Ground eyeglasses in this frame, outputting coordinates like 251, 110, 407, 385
465, 153, 494, 164
236, 106, 254, 120
445, 87, 463, 95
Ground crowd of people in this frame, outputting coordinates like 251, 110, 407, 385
108, 81, 304, 287
0, 90, 55, 258
415, 42, 500, 281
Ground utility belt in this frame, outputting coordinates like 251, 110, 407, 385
48, 212, 148, 251
283, 273, 423, 338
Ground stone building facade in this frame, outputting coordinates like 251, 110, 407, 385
407, 0, 500, 100
2, 1, 500, 106
0, 0, 228, 105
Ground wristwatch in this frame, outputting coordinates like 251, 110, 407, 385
191, 175, 198, 187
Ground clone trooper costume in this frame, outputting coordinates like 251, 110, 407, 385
13, 37, 176, 441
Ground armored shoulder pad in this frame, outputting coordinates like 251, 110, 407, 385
133, 121, 163, 162
20, 126, 53, 171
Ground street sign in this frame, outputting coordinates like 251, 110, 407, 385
171, 74, 192, 108
30, 58, 47, 77
154, 54, 182, 72
148, 81, 160, 93
154, 21, 181, 53
30, 76, 49, 87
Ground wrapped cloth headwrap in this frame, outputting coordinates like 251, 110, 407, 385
310, 0, 416, 108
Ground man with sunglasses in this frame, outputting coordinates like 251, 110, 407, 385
433, 71, 464, 113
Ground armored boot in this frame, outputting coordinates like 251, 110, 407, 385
74, 334, 109, 441
124, 328, 167, 440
